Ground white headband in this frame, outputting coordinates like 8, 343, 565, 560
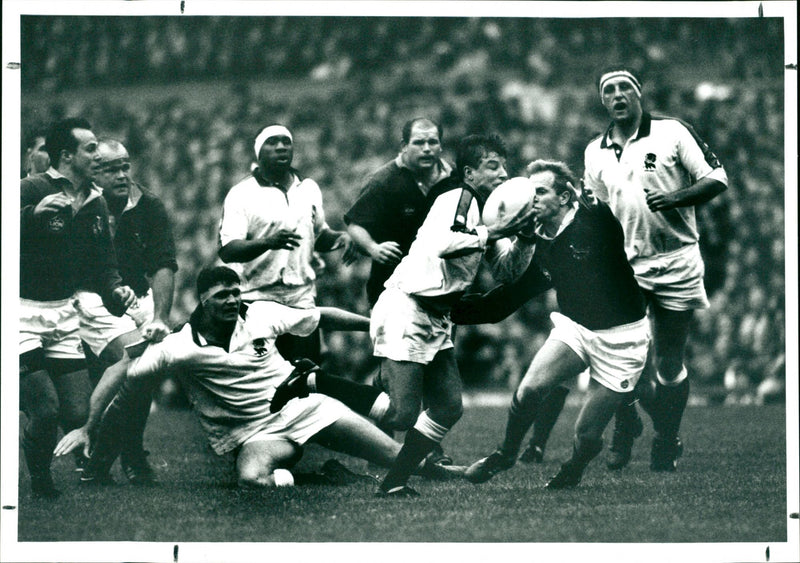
254, 125, 293, 157
598, 70, 642, 99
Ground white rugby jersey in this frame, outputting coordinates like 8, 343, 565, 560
584, 113, 727, 262
387, 186, 534, 298
127, 301, 320, 453
219, 172, 327, 307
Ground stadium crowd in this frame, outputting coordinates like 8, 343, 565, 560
20, 16, 786, 402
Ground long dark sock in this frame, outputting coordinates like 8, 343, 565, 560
314, 372, 382, 417
653, 378, 690, 438
530, 386, 569, 450
21, 417, 58, 479
119, 377, 158, 459
613, 393, 640, 428
500, 391, 542, 457
86, 392, 129, 475
566, 436, 603, 471
380, 428, 438, 491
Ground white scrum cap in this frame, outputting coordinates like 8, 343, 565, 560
254, 125, 293, 157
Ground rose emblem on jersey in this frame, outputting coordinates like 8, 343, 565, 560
644, 153, 657, 171
252, 338, 268, 357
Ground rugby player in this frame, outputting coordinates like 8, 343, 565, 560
370, 134, 536, 497
68, 138, 177, 484
19, 117, 135, 497
462, 160, 649, 489
343, 117, 453, 307
584, 65, 728, 471
343, 117, 455, 467
59, 266, 458, 488
23, 126, 50, 178
218, 124, 353, 364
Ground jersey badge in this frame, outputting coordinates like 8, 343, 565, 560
252, 338, 268, 357
47, 215, 66, 232
644, 153, 657, 171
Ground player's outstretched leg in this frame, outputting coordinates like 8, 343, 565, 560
466, 391, 541, 483
520, 385, 569, 464
547, 382, 617, 489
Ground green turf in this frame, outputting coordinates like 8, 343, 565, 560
16, 402, 787, 543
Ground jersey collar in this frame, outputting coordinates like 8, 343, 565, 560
189, 303, 250, 348
534, 201, 579, 241
600, 112, 653, 149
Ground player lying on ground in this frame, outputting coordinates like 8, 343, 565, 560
56, 266, 463, 488
454, 160, 650, 489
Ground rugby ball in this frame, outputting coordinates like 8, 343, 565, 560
482, 177, 535, 230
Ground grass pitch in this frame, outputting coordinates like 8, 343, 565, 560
16, 401, 787, 545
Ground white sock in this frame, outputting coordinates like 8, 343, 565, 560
413, 410, 449, 442
272, 468, 294, 487
368, 392, 391, 423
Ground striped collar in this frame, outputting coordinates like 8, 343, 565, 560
600, 112, 653, 149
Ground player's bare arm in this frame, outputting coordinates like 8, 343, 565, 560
54, 357, 132, 457
314, 226, 351, 253
219, 230, 302, 262
346, 223, 403, 265
142, 267, 175, 342
317, 306, 370, 332
644, 176, 727, 212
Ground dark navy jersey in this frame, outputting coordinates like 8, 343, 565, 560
534, 200, 645, 330
344, 160, 435, 306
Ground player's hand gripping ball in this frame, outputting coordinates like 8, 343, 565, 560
482, 177, 535, 232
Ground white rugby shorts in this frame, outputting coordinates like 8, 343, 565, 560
73, 289, 154, 356
631, 243, 709, 311
549, 312, 650, 393
370, 287, 454, 364
239, 394, 348, 448
19, 297, 84, 359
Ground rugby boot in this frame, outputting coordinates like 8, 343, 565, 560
606, 404, 644, 470
122, 449, 156, 486
545, 461, 584, 490
650, 435, 684, 472
545, 437, 602, 489
30, 472, 61, 499
464, 449, 516, 483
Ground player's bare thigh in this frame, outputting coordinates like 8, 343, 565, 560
518, 338, 586, 396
